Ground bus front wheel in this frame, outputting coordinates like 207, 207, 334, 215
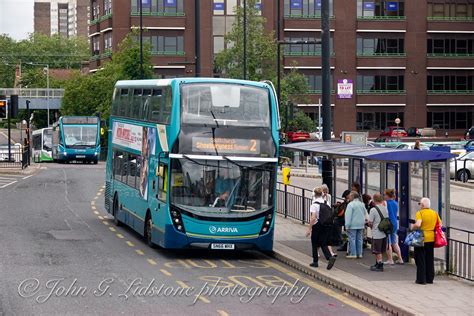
113, 194, 121, 227
145, 212, 156, 249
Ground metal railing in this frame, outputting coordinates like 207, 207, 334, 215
0, 88, 64, 98
284, 14, 335, 19
357, 15, 406, 20
428, 90, 474, 95
0, 146, 29, 169
150, 51, 186, 56
427, 53, 474, 58
283, 51, 336, 57
130, 11, 185, 17
357, 52, 406, 57
276, 182, 313, 225
357, 89, 406, 95
447, 227, 473, 281
427, 16, 474, 21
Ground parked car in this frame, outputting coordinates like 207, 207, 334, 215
407, 127, 422, 137
380, 126, 408, 138
465, 126, 474, 140
450, 151, 474, 182
465, 140, 474, 152
396, 142, 430, 150
287, 131, 310, 143
310, 128, 336, 140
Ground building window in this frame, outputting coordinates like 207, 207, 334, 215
428, 1, 474, 19
357, 74, 405, 93
92, 36, 100, 55
104, 32, 112, 50
284, 35, 333, 56
427, 110, 473, 130
131, 0, 184, 16
104, 0, 112, 15
357, 0, 405, 18
427, 37, 474, 56
357, 111, 405, 130
283, 0, 334, 18
92, 0, 100, 20
304, 74, 333, 92
357, 37, 404, 55
427, 73, 474, 92
137, 35, 184, 55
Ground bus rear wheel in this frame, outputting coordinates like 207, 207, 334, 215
113, 195, 121, 227
145, 214, 156, 248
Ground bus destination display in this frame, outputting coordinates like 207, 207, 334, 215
62, 117, 99, 124
192, 137, 260, 154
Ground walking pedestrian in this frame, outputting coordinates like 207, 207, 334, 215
344, 191, 368, 259
367, 193, 389, 272
306, 187, 336, 270
384, 189, 404, 265
321, 183, 336, 256
412, 197, 441, 284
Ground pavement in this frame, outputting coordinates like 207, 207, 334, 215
272, 215, 474, 316
0, 162, 382, 315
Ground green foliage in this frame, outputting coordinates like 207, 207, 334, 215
61, 34, 153, 121
0, 33, 89, 88
289, 110, 316, 132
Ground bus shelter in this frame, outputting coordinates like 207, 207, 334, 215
280, 141, 456, 263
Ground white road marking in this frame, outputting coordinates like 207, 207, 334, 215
0, 181, 17, 188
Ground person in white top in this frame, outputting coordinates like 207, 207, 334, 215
321, 183, 336, 256
306, 187, 336, 270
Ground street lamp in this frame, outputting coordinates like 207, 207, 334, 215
25, 62, 50, 127
395, 117, 401, 141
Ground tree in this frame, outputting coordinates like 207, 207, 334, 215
214, 0, 313, 131
61, 34, 153, 120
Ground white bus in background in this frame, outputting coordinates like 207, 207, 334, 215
32, 128, 53, 162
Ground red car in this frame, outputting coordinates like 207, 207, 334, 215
380, 126, 408, 138
287, 131, 310, 143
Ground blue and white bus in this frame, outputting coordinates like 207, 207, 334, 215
104, 78, 280, 251
52, 116, 101, 164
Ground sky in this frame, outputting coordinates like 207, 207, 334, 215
0, 0, 34, 40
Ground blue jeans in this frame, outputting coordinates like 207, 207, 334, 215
348, 229, 363, 257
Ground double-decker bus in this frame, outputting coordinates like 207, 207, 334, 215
105, 78, 280, 251
32, 127, 53, 162
52, 116, 101, 164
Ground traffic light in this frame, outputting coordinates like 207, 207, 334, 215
10, 95, 18, 118
0, 97, 6, 119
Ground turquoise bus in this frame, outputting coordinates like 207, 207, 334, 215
52, 116, 101, 164
32, 127, 53, 162
104, 78, 280, 251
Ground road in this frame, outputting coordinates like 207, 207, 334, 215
282, 175, 474, 233
0, 163, 380, 315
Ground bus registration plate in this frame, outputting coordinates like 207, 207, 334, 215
211, 243, 235, 250
76, 155, 85, 158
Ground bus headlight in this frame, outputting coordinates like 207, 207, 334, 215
260, 211, 274, 235
170, 206, 186, 233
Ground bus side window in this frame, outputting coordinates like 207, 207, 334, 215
163, 86, 172, 124
113, 150, 124, 182
131, 89, 142, 119
141, 89, 152, 120
158, 164, 168, 201
150, 89, 163, 122
118, 89, 129, 117
127, 154, 138, 188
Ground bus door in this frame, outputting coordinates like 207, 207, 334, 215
153, 160, 168, 229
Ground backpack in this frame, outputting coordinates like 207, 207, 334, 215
374, 206, 394, 235
316, 202, 334, 225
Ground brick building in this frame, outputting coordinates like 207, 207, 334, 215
88, 0, 474, 136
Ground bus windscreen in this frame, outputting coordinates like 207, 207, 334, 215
63, 125, 98, 148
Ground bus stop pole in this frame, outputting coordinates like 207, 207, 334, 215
445, 159, 451, 273
427, 162, 431, 198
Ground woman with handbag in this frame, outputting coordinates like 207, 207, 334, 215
411, 197, 442, 285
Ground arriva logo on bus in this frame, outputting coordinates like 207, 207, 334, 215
209, 226, 239, 234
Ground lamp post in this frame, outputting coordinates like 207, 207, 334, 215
243, 0, 247, 80
139, 0, 144, 79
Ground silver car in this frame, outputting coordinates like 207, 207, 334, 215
450, 151, 474, 182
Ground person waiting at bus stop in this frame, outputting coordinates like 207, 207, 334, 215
412, 197, 441, 285
306, 187, 336, 270
345, 191, 368, 259
367, 193, 389, 272
385, 189, 404, 265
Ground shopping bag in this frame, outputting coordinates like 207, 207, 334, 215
404, 229, 424, 247
434, 219, 447, 248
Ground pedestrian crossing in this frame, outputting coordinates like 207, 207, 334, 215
0, 174, 32, 189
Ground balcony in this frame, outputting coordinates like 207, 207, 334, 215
283, 52, 335, 57
101, 50, 112, 59
427, 16, 474, 22
130, 11, 185, 17
427, 53, 474, 58
357, 15, 406, 21
99, 13, 112, 22
90, 54, 101, 61
305, 90, 335, 95
357, 52, 406, 57
427, 90, 474, 95
357, 90, 406, 95
150, 51, 185, 56
284, 14, 335, 19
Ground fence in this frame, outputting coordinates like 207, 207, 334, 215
276, 182, 313, 224
447, 227, 473, 281
0, 146, 29, 169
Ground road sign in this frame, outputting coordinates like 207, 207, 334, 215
341, 131, 368, 146
337, 79, 353, 99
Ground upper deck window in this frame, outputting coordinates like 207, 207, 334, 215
181, 83, 271, 128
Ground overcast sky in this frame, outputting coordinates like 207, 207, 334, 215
0, 0, 34, 40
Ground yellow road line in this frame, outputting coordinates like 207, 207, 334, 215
217, 310, 229, 316
91, 206, 96, 210
94, 196, 98, 200
94, 211, 99, 215
126, 241, 135, 247
98, 216, 104, 220
197, 296, 210, 304
116, 233, 124, 239
176, 281, 189, 288
147, 259, 157, 266
264, 260, 379, 316
136, 249, 144, 255
91, 201, 96, 205
108, 227, 116, 232
176, 281, 210, 304
96, 192, 101, 196
102, 221, 109, 226
160, 269, 172, 277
